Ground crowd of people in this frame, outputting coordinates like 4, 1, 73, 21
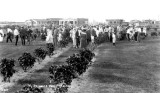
0, 26, 37, 46
0, 24, 147, 48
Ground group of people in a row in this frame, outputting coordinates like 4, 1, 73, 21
0, 26, 36, 45
69, 24, 147, 47
0, 24, 147, 47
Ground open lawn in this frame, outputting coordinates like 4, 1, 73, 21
0, 36, 160, 93
68, 36, 160, 93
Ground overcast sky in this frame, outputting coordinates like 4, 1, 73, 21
0, 0, 160, 22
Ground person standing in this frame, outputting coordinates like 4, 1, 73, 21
53, 27, 58, 47
104, 26, 109, 41
0, 27, 4, 42
117, 25, 122, 40
14, 27, 19, 46
91, 27, 97, 44
46, 26, 53, 44
126, 27, 132, 41
75, 27, 80, 48
80, 28, 87, 49
112, 31, 116, 46
70, 28, 77, 48
135, 26, 141, 42
6, 28, 13, 43
58, 30, 63, 42
26, 27, 33, 45
143, 26, 147, 37
20, 27, 27, 46
108, 26, 113, 42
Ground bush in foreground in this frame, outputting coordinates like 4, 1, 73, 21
34, 47, 48, 62
0, 58, 16, 82
46, 43, 55, 57
15, 84, 45, 93
18, 52, 36, 72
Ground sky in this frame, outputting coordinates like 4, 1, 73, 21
0, 0, 160, 22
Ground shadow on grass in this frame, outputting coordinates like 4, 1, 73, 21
58, 55, 68, 58
92, 61, 122, 69
17, 78, 48, 85
90, 72, 159, 92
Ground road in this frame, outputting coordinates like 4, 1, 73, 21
70, 37, 160, 93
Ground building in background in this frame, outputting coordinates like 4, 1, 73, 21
59, 18, 77, 26
0, 21, 25, 27
59, 18, 88, 26
25, 19, 48, 27
46, 18, 62, 26
106, 19, 124, 26
129, 20, 141, 26
77, 18, 88, 26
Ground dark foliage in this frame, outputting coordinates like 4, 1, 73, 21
34, 47, 48, 61
94, 33, 108, 45
151, 32, 158, 36
46, 43, 55, 57
49, 65, 77, 85
0, 58, 16, 82
15, 84, 45, 93
18, 52, 36, 72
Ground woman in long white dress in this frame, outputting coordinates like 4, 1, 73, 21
58, 31, 63, 42
0, 28, 4, 42
112, 31, 116, 46
70, 28, 77, 48
46, 27, 53, 44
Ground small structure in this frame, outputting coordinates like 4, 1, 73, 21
59, 18, 77, 26
106, 19, 124, 26
59, 18, 88, 26
46, 18, 62, 26
77, 18, 88, 26
25, 19, 48, 27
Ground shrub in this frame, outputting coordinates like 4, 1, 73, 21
41, 33, 46, 41
34, 48, 48, 62
151, 32, 157, 36
46, 43, 55, 57
18, 52, 36, 72
58, 40, 68, 49
49, 65, 77, 85
15, 84, 45, 93
94, 33, 108, 45
0, 58, 16, 82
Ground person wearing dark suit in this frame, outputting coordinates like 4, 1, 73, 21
20, 27, 27, 45
6, 28, 13, 43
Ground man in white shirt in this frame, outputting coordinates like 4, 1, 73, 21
14, 27, 19, 46
126, 27, 132, 41
143, 27, 147, 37
134, 26, 141, 42
0, 27, 4, 42
6, 28, 13, 43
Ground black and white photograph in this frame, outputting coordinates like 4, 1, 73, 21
0, 0, 160, 93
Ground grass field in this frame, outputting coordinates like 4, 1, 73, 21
1, 36, 160, 93
0, 37, 47, 70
